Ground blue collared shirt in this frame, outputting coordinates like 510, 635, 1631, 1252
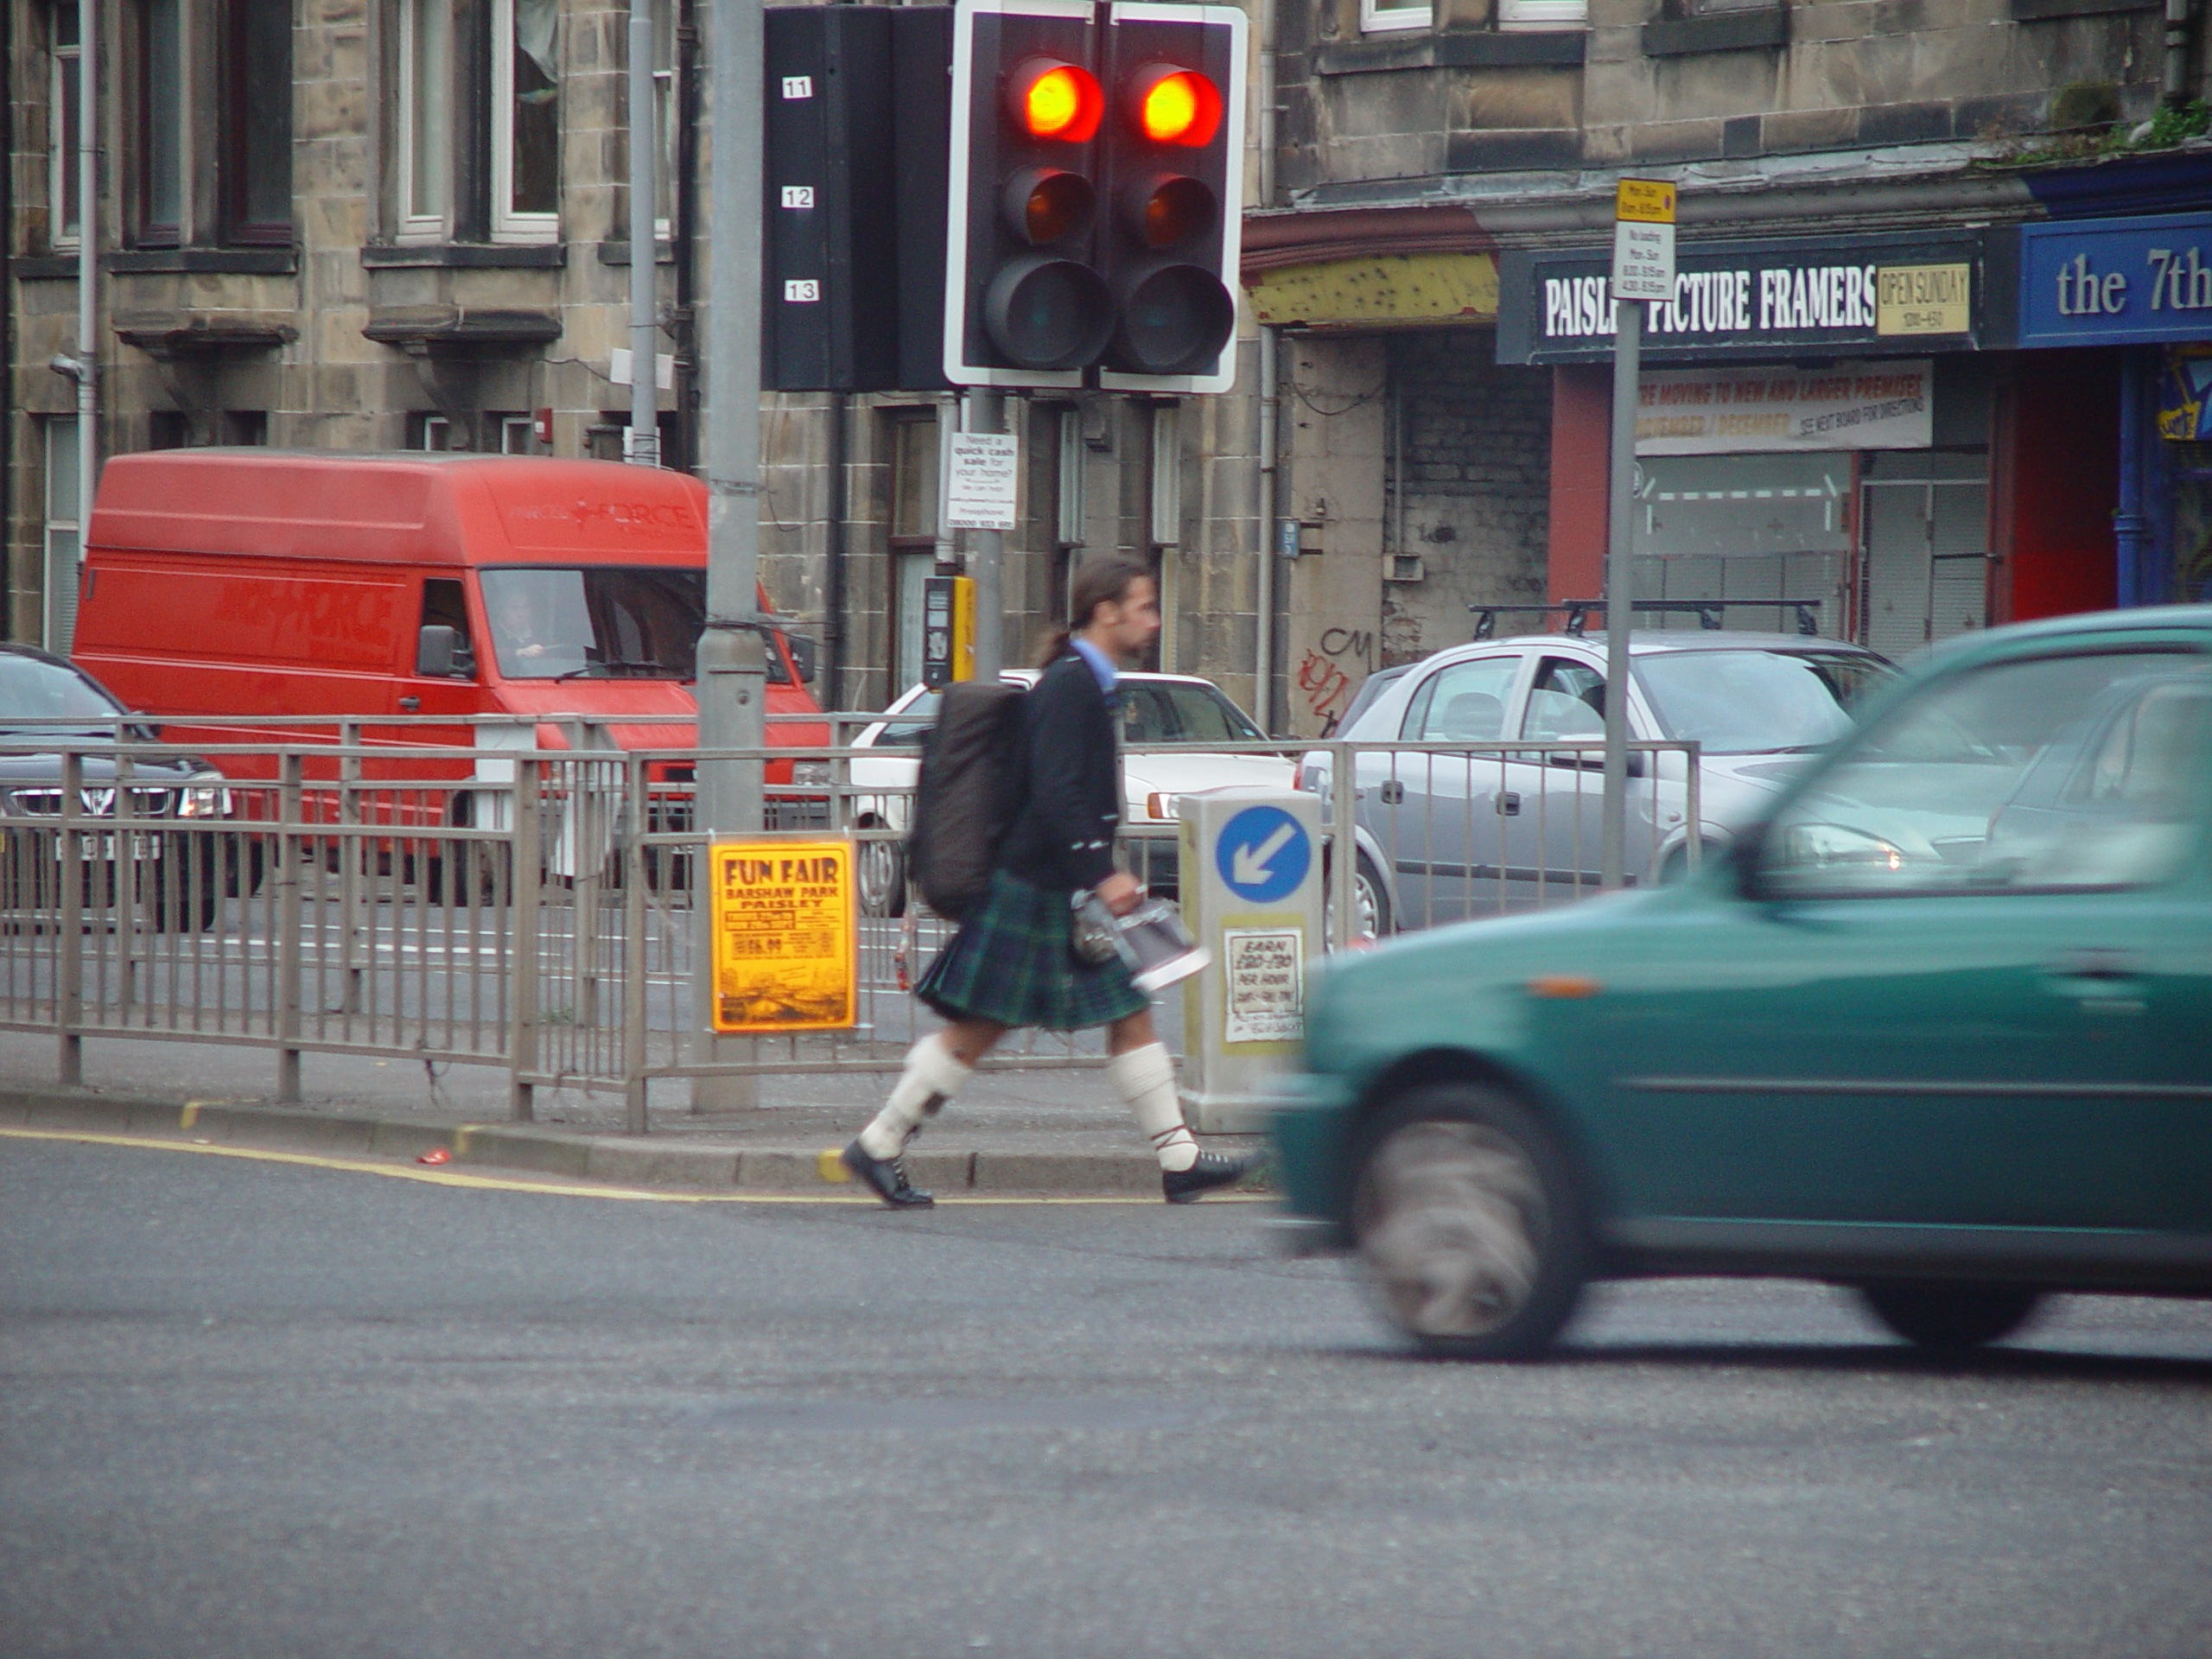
1068, 635, 1120, 697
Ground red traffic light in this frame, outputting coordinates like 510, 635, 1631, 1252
1008, 58, 1103, 143
1127, 64, 1222, 147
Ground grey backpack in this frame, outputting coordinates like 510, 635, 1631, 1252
907, 679, 1026, 919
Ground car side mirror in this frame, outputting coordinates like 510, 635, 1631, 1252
416, 623, 462, 678
786, 634, 819, 685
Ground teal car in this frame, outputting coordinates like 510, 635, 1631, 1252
1274, 607, 2212, 1357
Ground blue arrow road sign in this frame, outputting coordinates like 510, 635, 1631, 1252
1215, 804, 1312, 906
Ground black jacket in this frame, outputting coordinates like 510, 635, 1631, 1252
999, 652, 1122, 891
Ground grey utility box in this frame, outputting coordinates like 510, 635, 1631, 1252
1175, 788, 1324, 1134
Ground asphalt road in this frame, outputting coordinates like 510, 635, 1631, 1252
5, 1132, 2211, 1659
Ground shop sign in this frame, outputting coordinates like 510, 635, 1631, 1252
2019, 212, 2212, 349
709, 840, 856, 1033
1636, 361, 1933, 454
1497, 232, 1990, 365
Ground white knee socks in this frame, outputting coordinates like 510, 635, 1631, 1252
1111, 1042, 1198, 1173
858, 1035, 974, 1160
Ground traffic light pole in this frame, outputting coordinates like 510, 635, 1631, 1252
691, 0, 768, 1110
626, 0, 660, 465
1599, 297, 1641, 892
965, 388, 1006, 681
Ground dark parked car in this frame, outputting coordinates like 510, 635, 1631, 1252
0, 646, 232, 929
1274, 607, 2212, 1358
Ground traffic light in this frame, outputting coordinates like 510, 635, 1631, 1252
762, 6, 953, 391
1095, 3, 1245, 392
944, 0, 1107, 389
763, 6, 897, 391
944, 0, 1246, 393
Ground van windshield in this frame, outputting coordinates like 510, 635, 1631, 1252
482, 567, 773, 683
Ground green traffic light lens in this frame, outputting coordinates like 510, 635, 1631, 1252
984, 254, 1115, 370
1109, 264, 1235, 377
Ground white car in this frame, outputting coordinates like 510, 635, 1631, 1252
1297, 630, 1898, 936
844, 671, 1291, 915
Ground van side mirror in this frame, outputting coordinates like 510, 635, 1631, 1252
416, 624, 462, 678
786, 633, 819, 685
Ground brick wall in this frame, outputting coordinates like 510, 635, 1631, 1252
1382, 330, 1550, 669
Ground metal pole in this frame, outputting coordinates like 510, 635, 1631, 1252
2115, 346, 2149, 608
1256, 327, 1277, 734
966, 388, 1005, 681
628, 0, 661, 465
1599, 296, 1641, 891
73, 0, 99, 651
690, 0, 766, 1109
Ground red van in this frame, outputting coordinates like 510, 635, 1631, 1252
74, 450, 829, 817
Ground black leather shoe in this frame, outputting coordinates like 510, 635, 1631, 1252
842, 1139, 934, 1208
1163, 1150, 1255, 1205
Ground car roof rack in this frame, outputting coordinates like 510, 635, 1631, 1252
1469, 598, 1827, 640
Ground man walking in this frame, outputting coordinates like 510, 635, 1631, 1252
842, 555, 1254, 1209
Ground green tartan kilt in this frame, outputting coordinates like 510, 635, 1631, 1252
916, 869, 1147, 1031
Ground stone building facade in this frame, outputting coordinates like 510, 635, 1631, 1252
1251, 0, 2212, 726
1, 0, 1275, 721
7, 0, 2209, 734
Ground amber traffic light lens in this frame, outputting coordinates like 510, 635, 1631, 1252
1133, 67, 1222, 147
1130, 174, 1215, 249
1004, 168, 1095, 245
1012, 60, 1103, 143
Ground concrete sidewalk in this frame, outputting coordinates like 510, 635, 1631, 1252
0, 1028, 1271, 1198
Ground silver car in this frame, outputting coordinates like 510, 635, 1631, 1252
1298, 631, 1897, 935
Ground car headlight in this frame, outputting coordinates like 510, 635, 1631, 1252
791, 760, 832, 787
178, 785, 232, 819
1144, 791, 1180, 821
1777, 821, 1909, 873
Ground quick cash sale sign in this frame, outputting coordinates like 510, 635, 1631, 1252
709, 840, 857, 1033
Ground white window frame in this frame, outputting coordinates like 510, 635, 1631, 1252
1360, 0, 1432, 33
492, 0, 560, 243
49, 2, 81, 249
43, 419, 83, 652
652, 0, 675, 238
140, 0, 190, 243
396, 0, 453, 240
1497, 0, 1588, 29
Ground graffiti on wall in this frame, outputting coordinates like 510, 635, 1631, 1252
1298, 626, 1374, 735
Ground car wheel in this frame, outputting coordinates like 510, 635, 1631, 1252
1350, 1083, 1588, 1359
1659, 840, 1722, 885
1859, 1281, 2042, 1351
1324, 850, 1394, 946
855, 823, 907, 918
1354, 851, 1392, 939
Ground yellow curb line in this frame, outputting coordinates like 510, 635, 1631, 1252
0, 1126, 1274, 1205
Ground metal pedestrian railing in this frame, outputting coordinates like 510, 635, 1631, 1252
0, 717, 1701, 1130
